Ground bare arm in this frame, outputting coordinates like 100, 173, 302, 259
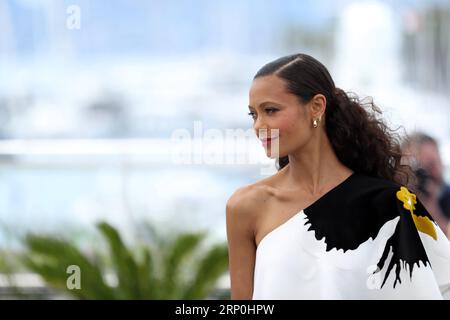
226, 188, 257, 300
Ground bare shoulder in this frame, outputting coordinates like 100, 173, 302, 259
226, 176, 279, 232
227, 180, 274, 216
225, 176, 280, 300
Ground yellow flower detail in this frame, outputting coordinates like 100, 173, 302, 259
396, 186, 437, 241
396, 186, 416, 214
411, 214, 437, 240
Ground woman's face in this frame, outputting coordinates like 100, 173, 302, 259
248, 75, 320, 158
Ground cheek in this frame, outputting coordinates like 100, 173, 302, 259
275, 111, 313, 152
277, 111, 305, 136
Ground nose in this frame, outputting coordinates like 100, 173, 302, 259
253, 117, 269, 139
256, 128, 270, 140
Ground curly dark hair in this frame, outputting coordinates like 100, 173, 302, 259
254, 53, 413, 186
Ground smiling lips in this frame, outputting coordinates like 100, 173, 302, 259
260, 137, 278, 146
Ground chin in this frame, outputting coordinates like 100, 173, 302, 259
264, 146, 283, 159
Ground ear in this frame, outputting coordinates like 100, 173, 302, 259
309, 94, 326, 119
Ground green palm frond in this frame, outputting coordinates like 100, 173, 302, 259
161, 232, 206, 299
136, 245, 158, 299
96, 222, 142, 299
181, 244, 229, 299
16, 221, 229, 300
0, 248, 29, 298
23, 234, 115, 299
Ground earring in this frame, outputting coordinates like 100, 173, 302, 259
313, 118, 319, 128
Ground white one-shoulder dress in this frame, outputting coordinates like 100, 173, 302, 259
252, 173, 450, 300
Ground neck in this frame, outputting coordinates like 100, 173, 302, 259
283, 131, 353, 195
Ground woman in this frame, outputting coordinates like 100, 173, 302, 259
226, 53, 450, 299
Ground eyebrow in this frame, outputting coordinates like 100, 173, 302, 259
248, 101, 282, 110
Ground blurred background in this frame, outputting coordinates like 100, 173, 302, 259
0, 0, 449, 299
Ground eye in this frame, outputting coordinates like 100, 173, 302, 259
265, 108, 278, 114
247, 111, 257, 120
